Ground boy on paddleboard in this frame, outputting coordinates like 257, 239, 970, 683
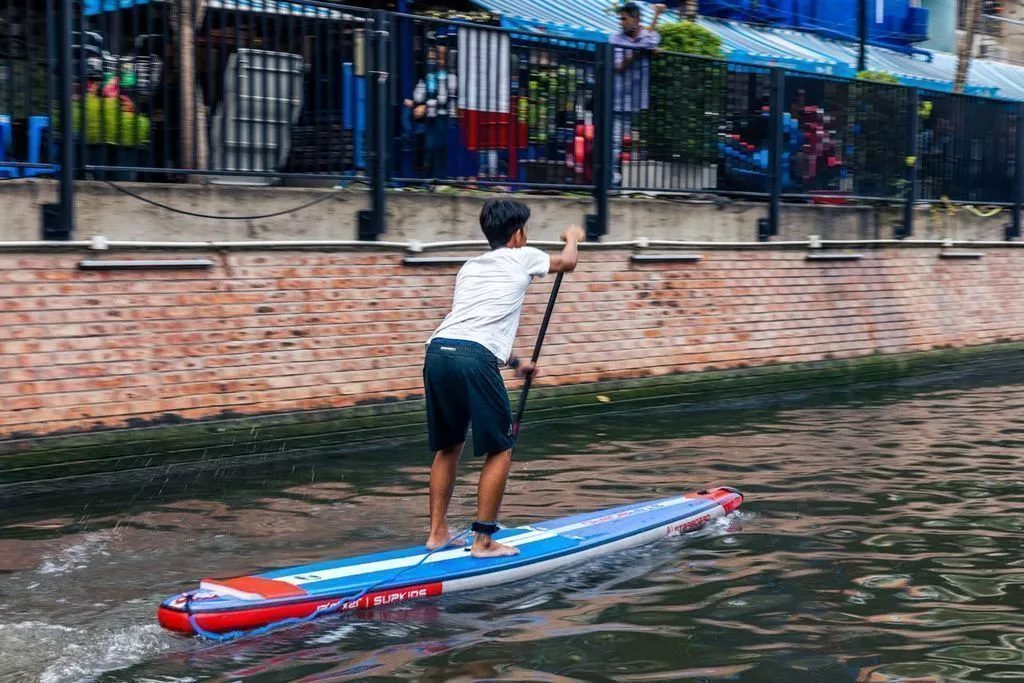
423, 199, 584, 558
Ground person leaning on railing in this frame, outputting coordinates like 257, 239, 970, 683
609, 1, 665, 186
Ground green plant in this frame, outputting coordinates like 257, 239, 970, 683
856, 70, 900, 84
848, 77, 910, 199
639, 21, 726, 165
656, 20, 724, 58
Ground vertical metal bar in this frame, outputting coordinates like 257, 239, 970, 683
483, 28, 492, 181
900, 87, 919, 239
46, 0, 55, 162
131, 0, 141, 171
4, 0, 12, 130
376, 10, 389, 231
24, 0, 33, 141
203, 0, 213, 171
112, 7, 120, 163
588, 41, 613, 242
1011, 102, 1024, 240
766, 67, 784, 240
79, 0, 88, 176
312, 17, 321, 174
360, 9, 388, 239
58, 0, 75, 238
162, 4, 171, 172
186, 0, 196, 174
232, 2, 241, 171
262, 0, 270, 175
275, 4, 283, 174
325, 12, 334, 176
97, 6, 108, 171
245, 4, 253, 173
144, 0, 155, 171
294, 8, 306, 177
858, 0, 868, 73
386, 12, 397, 182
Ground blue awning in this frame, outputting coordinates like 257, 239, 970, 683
969, 59, 1024, 102
472, 0, 1024, 101
85, 0, 349, 19
696, 17, 845, 76
205, 0, 349, 19
84, 0, 155, 15
472, 0, 845, 74
468, 0, 650, 43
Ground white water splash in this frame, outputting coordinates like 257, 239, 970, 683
36, 623, 174, 683
37, 533, 111, 577
0, 621, 85, 681
307, 622, 358, 645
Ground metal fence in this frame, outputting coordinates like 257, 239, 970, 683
390, 13, 601, 190
1, 0, 61, 178
66, 0, 371, 182
781, 72, 913, 202
2, 0, 1023, 240
916, 89, 1019, 205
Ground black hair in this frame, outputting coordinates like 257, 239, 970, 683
479, 199, 530, 248
619, 2, 640, 18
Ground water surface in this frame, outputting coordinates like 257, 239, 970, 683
2, 368, 1024, 682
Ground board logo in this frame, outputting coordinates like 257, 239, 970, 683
372, 587, 430, 606
666, 514, 711, 536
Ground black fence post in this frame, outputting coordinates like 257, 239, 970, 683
897, 87, 919, 240
45, 0, 75, 240
1010, 102, 1024, 240
586, 42, 614, 243
760, 67, 784, 241
358, 10, 390, 240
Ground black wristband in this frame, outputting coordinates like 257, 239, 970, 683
508, 356, 520, 370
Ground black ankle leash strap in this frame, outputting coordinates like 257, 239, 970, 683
471, 521, 500, 535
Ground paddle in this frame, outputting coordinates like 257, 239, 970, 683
512, 270, 565, 438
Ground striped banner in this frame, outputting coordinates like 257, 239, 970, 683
457, 27, 522, 151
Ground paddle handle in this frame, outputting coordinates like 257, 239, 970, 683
513, 270, 564, 435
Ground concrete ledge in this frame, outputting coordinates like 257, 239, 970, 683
630, 253, 703, 263
806, 252, 865, 261
1, 179, 1014, 244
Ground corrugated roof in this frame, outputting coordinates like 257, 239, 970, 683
472, 0, 1024, 100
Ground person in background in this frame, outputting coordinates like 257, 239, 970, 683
402, 40, 454, 178
609, 2, 666, 186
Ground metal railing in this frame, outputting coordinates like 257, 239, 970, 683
1, 0, 1022, 241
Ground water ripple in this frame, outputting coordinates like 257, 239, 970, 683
2, 373, 1024, 681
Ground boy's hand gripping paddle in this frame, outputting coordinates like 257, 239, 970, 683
512, 271, 564, 438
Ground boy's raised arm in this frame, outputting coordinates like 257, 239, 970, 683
549, 226, 585, 273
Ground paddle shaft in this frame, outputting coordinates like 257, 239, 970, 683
513, 270, 564, 436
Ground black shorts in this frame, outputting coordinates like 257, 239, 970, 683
423, 338, 515, 458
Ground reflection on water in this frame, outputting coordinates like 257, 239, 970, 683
2, 372, 1024, 682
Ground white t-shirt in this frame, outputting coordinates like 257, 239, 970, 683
428, 246, 551, 364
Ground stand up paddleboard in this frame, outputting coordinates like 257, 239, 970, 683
158, 486, 742, 635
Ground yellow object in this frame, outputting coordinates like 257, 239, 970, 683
596, 395, 612, 403
938, 195, 1003, 218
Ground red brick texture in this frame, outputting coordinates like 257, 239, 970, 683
2, 247, 1022, 438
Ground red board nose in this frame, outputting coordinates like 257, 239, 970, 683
695, 487, 743, 514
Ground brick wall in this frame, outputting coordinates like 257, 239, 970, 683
2, 246, 1023, 438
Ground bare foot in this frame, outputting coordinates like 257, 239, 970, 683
425, 530, 467, 550
470, 536, 520, 558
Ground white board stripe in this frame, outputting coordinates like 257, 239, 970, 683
441, 504, 727, 596
273, 496, 695, 588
